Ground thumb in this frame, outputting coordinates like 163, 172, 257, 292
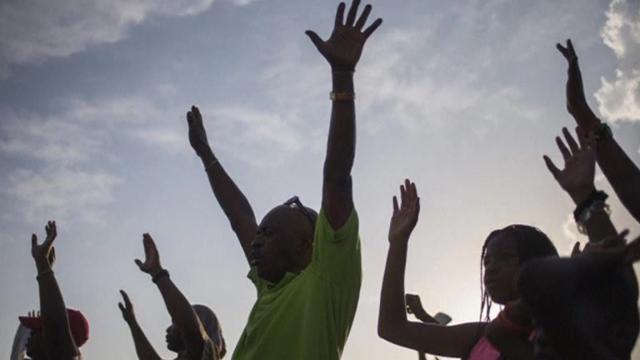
571, 241, 581, 257
134, 259, 144, 270
305, 30, 324, 51
31, 234, 37, 249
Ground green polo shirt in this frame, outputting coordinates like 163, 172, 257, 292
232, 209, 361, 360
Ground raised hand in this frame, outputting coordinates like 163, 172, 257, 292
187, 105, 212, 159
118, 290, 137, 325
306, 0, 383, 71
134, 233, 164, 277
388, 179, 420, 243
543, 127, 596, 204
31, 221, 57, 271
556, 39, 600, 131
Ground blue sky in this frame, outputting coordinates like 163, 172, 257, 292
1, 0, 639, 358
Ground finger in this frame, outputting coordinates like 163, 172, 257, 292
354, 4, 371, 31
134, 259, 144, 270
118, 303, 126, 314
392, 196, 399, 213
556, 136, 572, 161
543, 155, 561, 179
400, 184, 406, 208
562, 127, 579, 154
335, 2, 345, 27
575, 126, 587, 148
305, 31, 324, 52
346, 0, 360, 27
556, 43, 569, 59
566, 39, 576, 56
363, 18, 383, 39
120, 290, 132, 308
31, 234, 37, 249
187, 109, 194, 126
571, 241, 581, 256
192, 106, 202, 123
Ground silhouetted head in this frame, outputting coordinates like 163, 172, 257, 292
479, 225, 558, 320
166, 305, 226, 358
20, 308, 89, 359
251, 196, 318, 283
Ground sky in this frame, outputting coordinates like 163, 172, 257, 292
1, 0, 639, 359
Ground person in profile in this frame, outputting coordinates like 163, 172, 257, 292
23, 221, 89, 360
378, 180, 559, 359
185, 1, 382, 358
119, 233, 225, 360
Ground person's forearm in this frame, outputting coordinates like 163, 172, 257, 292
322, 72, 356, 227
155, 275, 203, 359
568, 187, 618, 244
36, 266, 79, 357
127, 320, 162, 360
324, 72, 356, 182
200, 149, 257, 258
378, 241, 409, 339
595, 136, 640, 223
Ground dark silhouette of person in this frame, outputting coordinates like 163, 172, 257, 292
119, 234, 225, 360
185, 1, 381, 358
24, 221, 89, 360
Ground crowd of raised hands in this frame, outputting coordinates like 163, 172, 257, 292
15, 1, 640, 360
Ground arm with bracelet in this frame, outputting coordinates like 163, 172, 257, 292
186, 106, 258, 264
134, 233, 219, 360
557, 39, 640, 222
543, 127, 617, 244
30, 221, 82, 360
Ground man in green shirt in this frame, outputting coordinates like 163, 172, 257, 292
185, 1, 382, 358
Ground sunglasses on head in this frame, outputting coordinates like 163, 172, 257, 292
283, 196, 315, 225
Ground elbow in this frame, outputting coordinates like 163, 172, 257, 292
377, 318, 403, 343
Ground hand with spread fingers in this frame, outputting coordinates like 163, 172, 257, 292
556, 39, 600, 131
135, 233, 164, 278
543, 127, 596, 204
118, 290, 137, 325
31, 221, 58, 272
388, 179, 420, 244
306, 0, 382, 71
187, 105, 212, 159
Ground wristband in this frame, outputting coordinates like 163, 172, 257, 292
36, 269, 54, 281
589, 123, 613, 143
574, 190, 610, 234
330, 92, 355, 102
152, 269, 170, 284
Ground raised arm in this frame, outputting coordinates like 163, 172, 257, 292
118, 290, 162, 360
31, 221, 80, 359
187, 106, 257, 262
135, 233, 212, 360
543, 127, 617, 243
557, 39, 640, 222
306, 0, 382, 229
378, 180, 483, 357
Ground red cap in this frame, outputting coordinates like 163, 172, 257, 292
19, 309, 89, 347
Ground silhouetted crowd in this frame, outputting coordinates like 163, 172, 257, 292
12, 1, 640, 359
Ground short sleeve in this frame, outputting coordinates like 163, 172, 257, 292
309, 208, 361, 286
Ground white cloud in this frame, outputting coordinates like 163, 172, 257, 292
3, 168, 121, 224
595, 0, 640, 123
207, 106, 305, 167
0, 0, 218, 76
